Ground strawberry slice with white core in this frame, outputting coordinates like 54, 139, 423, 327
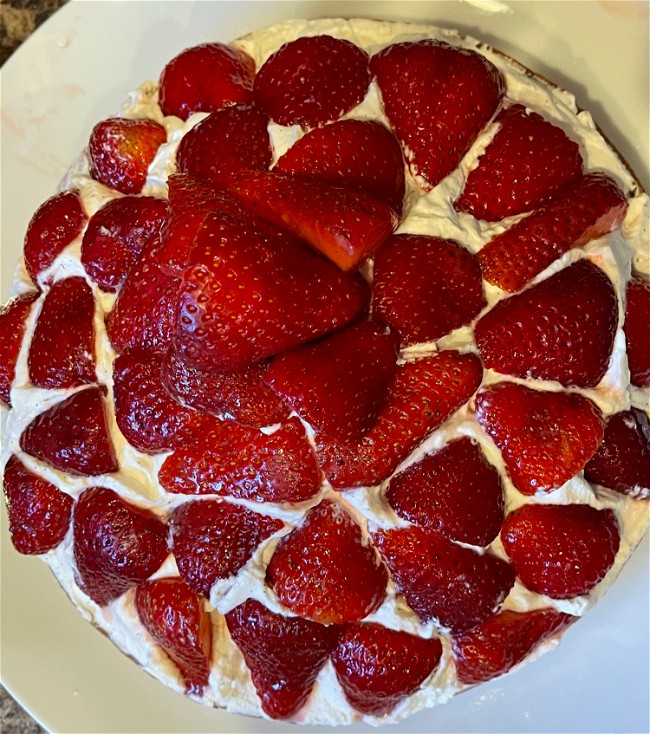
0, 293, 38, 406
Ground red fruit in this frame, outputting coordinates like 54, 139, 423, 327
475, 259, 618, 387
456, 103, 583, 221
317, 350, 483, 488
372, 234, 486, 346
159, 42, 255, 120
225, 599, 340, 720
266, 499, 388, 625
88, 117, 167, 195
584, 408, 650, 499
253, 35, 370, 128
501, 503, 620, 598
169, 500, 284, 597
176, 105, 272, 189
134, 577, 212, 695
276, 119, 405, 213
475, 383, 605, 495
28, 277, 96, 390
625, 276, 650, 387
478, 171, 628, 292
226, 170, 397, 272
386, 437, 504, 547
373, 525, 514, 632
452, 609, 575, 685
20, 385, 118, 476
73, 487, 168, 606
23, 191, 87, 282
371, 40, 504, 189
332, 622, 443, 716
173, 211, 369, 373
81, 196, 168, 291
2, 455, 73, 555
264, 321, 399, 443
0, 292, 38, 406
159, 417, 321, 503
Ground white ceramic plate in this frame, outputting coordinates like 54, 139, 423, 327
1, 2, 648, 732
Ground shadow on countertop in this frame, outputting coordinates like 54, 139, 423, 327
0, 0, 68, 65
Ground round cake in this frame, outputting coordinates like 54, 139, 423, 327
1, 17, 649, 727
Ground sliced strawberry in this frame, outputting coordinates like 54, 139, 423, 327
386, 437, 504, 547
275, 119, 405, 213
317, 350, 483, 488
2, 455, 73, 555
266, 499, 388, 625
73, 486, 168, 606
253, 35, 370, 128
226, 170, 397, 272
169, 500, 284, 597
475, 383, 605, 495
625, 276, 650, 387
501, 503, 620, 598
81, 196, 168, 291
0, 292, 38, 406
225, 599, 340, 720
28, 277, 96, 390
159, 42, 255, 120
373, 525, 514, 633
20, 385, 118, 476
475, 259, 618, 387
478, 171, 628, 292
159, 417, 321, 503
173, 211, 369, 373
88, 117, 167, 195
584, 408, 650, 499
23, 190, 87, 282
371, 40, 504, 189
264, 321, 399, 443
372, 234, 486, 346
134, 577, 212, 695
456, 103, 583, 221
332, 622, 443, 716
452, 609, 576, 685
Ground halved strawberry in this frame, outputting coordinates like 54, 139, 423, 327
88, 117, 167, 195
169, 500, 284, 597
452, 609, 576, 685
159, 418, 321, 503
501, 503, 620, 598
386, 437, 504, 547
253, 35, 370, 128
134, 577, 212, 695
625, 276, 650, 387
23, 190, 87, 283
264, 321, 399, 443
266, 499, 388, 625
275, 119, 405, 213
475, 259, 618, 387
73, 486, 168, 606
373, 525, 514, 633
478, 171, 628, 292
475, 383, 605, 495
371, 40, 504, 189
332, 623, 442, 716
3, 455, 73, 555
584, 408, 650, 499
81, 196, 168, 292
372, 234, 486, 346
28, 277, 96, 390
226, 170, 397, 272
456, 103, 583, 221
0, 292, 38, 406
20, 386, 118, 476
317, 350, 483, 488
159, 42, 255, 120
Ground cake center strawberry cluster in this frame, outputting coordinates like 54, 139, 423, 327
1, 18, 649, 725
